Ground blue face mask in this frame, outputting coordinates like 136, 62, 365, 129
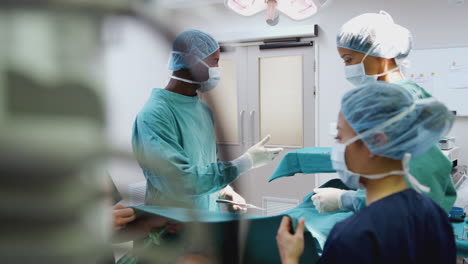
344, 51, 399, 87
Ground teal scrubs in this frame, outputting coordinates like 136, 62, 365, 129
342, 79, 456, 212
268, 147, 335, 182
390, 79, 455, 212
129, 179, 353, 263
393, 79, 432, 99
452, 217, 468, 258
132, 88, 240, 211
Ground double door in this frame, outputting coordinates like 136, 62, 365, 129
201, 42, 316, 213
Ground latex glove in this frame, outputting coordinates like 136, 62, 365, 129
276, 216, 305, 264
219, 186, 247, 213
311, 188, 345, 214
232, 135, 283, 174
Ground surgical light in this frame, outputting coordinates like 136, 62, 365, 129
277, 0, 318, 20
225, 0, 267, 16
225, 0, 328, 25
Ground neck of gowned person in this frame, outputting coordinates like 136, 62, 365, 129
380, 70, 406, 83
377, 58, 406, 83
361, 158, 409, 205
165, 69, 200, 97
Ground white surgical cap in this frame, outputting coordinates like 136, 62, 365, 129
337, 11, 412, 59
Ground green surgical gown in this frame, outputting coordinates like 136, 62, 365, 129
394, 79, 456, 212
132, 88, 240, 211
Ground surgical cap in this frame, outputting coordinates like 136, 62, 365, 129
336, 11, 412, 59
341, 82, 454, 160
168, 29, 220, 71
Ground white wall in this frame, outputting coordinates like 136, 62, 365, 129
104, 0, 468, 193
104, 17, 171, 151
103, 17, 172, 197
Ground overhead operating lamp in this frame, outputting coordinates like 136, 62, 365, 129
225, 0, 329, 25
277, 0, 318, 20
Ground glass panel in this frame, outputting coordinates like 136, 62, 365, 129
201, 59, 239, 144
259, 55, 303, 146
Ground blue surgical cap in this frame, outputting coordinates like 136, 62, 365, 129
336, 11, 412, 59
341, 82, 454, 160
168, 29, 220, 71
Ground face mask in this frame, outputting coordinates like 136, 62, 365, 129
330, 142, 361, 189
198, 60, 221, 93
331, 101, 431, 193
331, 141, 406, 190
344, 51, 400, 87
169, 52, 221, 93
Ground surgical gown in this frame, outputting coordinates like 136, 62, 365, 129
132, 88, 240, 210
342, 79, 456, 212
319, 188, 456, 264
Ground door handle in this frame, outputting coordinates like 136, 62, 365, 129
249, 110, 255, 146
239, 110, 245, 145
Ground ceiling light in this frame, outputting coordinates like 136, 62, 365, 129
277, 0, 318, 20
225, 0, 266, 16
225, 0, 327, 25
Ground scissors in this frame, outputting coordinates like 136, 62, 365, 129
216, 199, 265, 210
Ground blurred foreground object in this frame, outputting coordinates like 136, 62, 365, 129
0, 1, 175, 263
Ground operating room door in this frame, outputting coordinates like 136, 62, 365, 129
202, 42, 316, 213
237, 43, 316, 212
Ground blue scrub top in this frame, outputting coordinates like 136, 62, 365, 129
132, 88, 240, 210
319, 189, 456, 264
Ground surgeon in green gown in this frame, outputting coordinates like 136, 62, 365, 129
132, 29, 283, 211
312, 11, 456, 213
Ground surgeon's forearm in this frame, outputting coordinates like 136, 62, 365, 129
340, 189, 367, 212
231, 154, 253, 175
161, 161, 240, 197
340, 190, 358, 211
